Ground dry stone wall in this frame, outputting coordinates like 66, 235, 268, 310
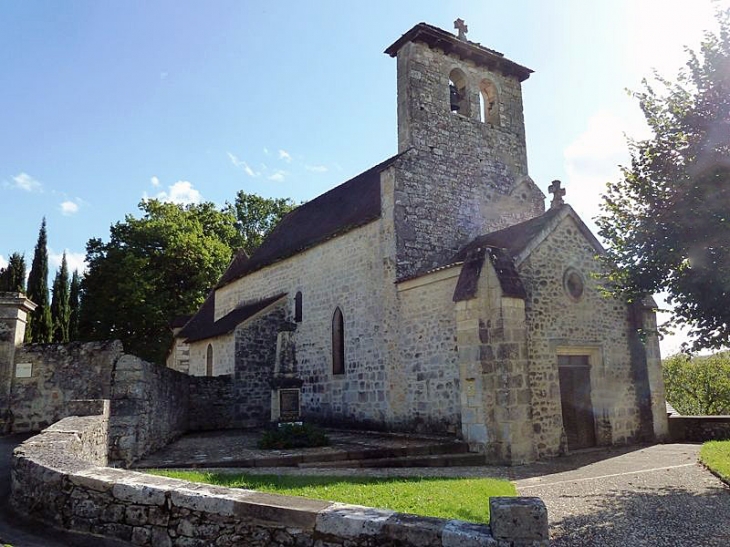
108, 355, 189, 467
12, 415, 549, 547
9, 340, 123, 432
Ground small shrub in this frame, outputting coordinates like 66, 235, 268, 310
258, 423, 330, 449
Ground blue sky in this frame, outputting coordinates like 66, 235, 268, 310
0, 0, 722, 353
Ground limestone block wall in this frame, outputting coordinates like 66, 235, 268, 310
187, 333, 234, 377
392, 41, 544, 279
215, 220, 393, 429
394, 268, 460, 434
456, 261, 533, 464
9, 340, 123, 432
108, 355, 189, 467
520, 215, 641, 458
668, 416, 730, 442
12, 415, 549, 547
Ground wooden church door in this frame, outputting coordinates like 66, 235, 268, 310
558, 355, 596, 450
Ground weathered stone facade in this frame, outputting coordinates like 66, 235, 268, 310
167, 22, 668, 462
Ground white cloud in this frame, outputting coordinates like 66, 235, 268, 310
8, 172, 42, 192
263, 147, 270, 155
305, 164, 328, 173
49, 249, 87, 274
0, 255, 7, 270
227, 152, 259, 177
148, 180, 202, 205
562, 110, 650, 226
278, 149, 292, 163
151, 176, 161, 187
60, 200, 79, 216
267, 171, 286, 182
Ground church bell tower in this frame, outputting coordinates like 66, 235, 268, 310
384, 21, 544, 279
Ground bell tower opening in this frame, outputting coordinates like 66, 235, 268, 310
480, 79, 500, 125
449, 69, 469, 115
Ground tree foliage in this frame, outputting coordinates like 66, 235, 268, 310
79, 199, 244, 363
50, 252, 71, 343
0, 252, 26, 293
663, 352, 730, 415
231, 191, 295, 256
68, 270, 81, 341
26, 218, 52, 343
597, 9, 730, 352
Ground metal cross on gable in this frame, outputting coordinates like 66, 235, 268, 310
454, 18, 468, 40
548, 179, 566, 209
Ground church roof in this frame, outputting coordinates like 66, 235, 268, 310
177, 292, 286, 343
450, 205, 605, 301
217, 153, 403, 287
384, 23, 533, 82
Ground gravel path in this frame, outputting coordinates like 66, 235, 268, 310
514, 444, 730, 546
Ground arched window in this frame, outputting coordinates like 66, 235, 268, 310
206, 344, 213, 377
332, 307, 345, 375
295, 291, 303, 323
479, 79, 500, 125
448, 68, 469, 115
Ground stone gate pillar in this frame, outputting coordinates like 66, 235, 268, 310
0, 292, 36, 432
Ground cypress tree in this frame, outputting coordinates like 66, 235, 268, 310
68, 270, 81, 341
50, 252, 70, 343
0, 252, 26, 293
26, 218, 52, 343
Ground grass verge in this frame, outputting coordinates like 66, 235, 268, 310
148, 471, 515, 523
700, 439, 730, 484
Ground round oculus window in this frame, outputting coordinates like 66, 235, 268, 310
564, 269, 585, 301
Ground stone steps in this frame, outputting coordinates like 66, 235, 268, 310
298, 452, 486, 468
137, 439, 473, 469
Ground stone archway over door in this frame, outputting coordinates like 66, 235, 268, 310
558, 355, 596, 450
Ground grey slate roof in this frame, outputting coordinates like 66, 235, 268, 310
217, 153, 402, 288
177, 293, 286, 343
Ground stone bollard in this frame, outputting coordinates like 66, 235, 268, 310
489, 496, 549, 546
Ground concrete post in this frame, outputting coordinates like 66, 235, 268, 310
0, 292, 37, 432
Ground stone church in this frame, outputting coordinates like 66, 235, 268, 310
168, 21, 668, 464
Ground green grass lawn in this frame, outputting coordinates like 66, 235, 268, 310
700, 439, 730, 483
148, 470, 516, 523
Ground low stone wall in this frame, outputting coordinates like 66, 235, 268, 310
108, 355, 189, 467
8, 340, 123, 432
12, 415, 549, 547
668, 415, 730, 442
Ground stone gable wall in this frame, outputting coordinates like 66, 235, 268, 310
12, 415, 549, 547
520, 215, 642, 458
392, 41, 544, 279
214, 220, 394, 429
393, 270, 461, 434
9, 340, 123, 432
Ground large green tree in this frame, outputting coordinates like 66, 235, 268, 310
79, 199, 244, 363
664, 352, 730, 415
26, 218, 52, 343
50, 252, 71, 343
231, 191, 295, 255
597, 9, 730, 352
0, 252, 26, 293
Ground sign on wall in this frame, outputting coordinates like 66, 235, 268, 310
15, 362, 32, 378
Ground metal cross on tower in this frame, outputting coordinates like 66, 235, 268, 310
548, 180, 566, 209
454, 18, 468, 40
